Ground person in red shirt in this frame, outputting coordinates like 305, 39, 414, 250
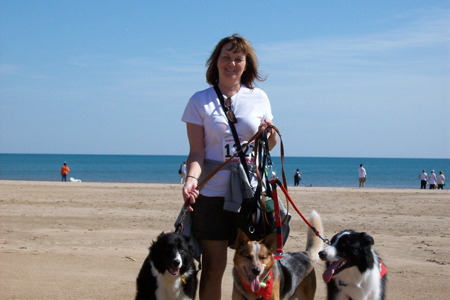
60, 162, 70, 182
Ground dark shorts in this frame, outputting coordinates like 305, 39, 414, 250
191, 194, 236, 241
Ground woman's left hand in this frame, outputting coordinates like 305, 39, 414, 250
259, 119, 277, 150
259, 119, 274, 138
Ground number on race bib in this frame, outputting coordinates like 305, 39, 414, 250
223, 137, 255, 164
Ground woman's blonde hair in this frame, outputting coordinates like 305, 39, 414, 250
206, 34, 265, 88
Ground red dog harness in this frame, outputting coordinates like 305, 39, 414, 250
379, 259, 387, 278
238, 270, 273, 300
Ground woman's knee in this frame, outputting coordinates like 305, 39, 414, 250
200, 239, 228, 278
201, 252, 227, 277
202, 256, 227, 277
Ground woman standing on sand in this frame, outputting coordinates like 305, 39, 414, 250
437, 171, 445, 189
181, 34, 277, 300
428, 170, 437, 189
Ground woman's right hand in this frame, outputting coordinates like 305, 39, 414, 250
183, 122, 204, 211
182, 178, 199, 212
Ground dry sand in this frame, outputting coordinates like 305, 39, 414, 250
1, 180, 449, 299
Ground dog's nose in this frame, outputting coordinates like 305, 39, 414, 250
172, 258, 181, 268
319, 250, 326, 260
252, 267, 260, 275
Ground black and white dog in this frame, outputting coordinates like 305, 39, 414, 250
319, 230, 387, 300
135, 232, 198, 300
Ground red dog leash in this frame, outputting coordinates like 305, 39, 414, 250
270, 177, 330, 246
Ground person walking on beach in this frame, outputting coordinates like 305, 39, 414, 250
293, 169, 301, 186
181, 34, 277, 300
358, 164, 367, 188
437, 171, 445, 189
428, 170, 437, 189
180, 162, 187, 184
418, 170, 427, 189
60, 162, 70, 182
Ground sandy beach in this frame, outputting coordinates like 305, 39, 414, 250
1, 180, 449, 299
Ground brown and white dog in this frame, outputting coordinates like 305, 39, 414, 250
232, 210, 324, 300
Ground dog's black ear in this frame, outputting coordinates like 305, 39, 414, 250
359, 232, 374, 246
150, 231, 166, 250
260, 232, 277, 254
188, 243, 195, 256
235, 229, 250, 249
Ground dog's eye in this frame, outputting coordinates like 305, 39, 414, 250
245, 255, 252, 260
179, 247, 185, 252
259, 256, 268, 260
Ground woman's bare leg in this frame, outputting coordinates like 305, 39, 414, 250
199, 239, 229, 300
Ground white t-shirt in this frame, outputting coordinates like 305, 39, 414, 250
358, 167, 366, 178
437, 174, 445, 184
419, 172, 427, 180
429, 173, 437, 184
180, 164, 186, 174
181, 86, 273, 197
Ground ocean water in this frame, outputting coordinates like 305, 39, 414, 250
0, 154, 448, 189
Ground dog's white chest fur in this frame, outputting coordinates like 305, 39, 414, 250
333, 261, 382, 300
150, 261, 192, 300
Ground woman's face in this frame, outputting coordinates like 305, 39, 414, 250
217, 42, 246, 84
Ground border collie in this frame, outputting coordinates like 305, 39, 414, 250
232, 210, 324, 300
135, 232, 198, 300
319, 230, 387, 300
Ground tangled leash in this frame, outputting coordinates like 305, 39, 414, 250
175, 125, 331, 249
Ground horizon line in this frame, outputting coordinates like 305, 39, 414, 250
1, 153, 449, 160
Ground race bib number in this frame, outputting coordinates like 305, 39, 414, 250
223, 136, 255, 164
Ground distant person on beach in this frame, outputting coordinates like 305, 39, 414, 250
293, 169, 301, 186
437, 171, 445, 190
428, 170, 437, 189
181, 34, 277, 300
358, 164, 366, 188
60, 162, 70, 182
180, 162, 187, 184
418, 170, 427, 189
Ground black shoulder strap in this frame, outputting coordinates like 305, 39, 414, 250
213, 85, 251, 182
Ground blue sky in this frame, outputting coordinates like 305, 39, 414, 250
1, 1, 449, 158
